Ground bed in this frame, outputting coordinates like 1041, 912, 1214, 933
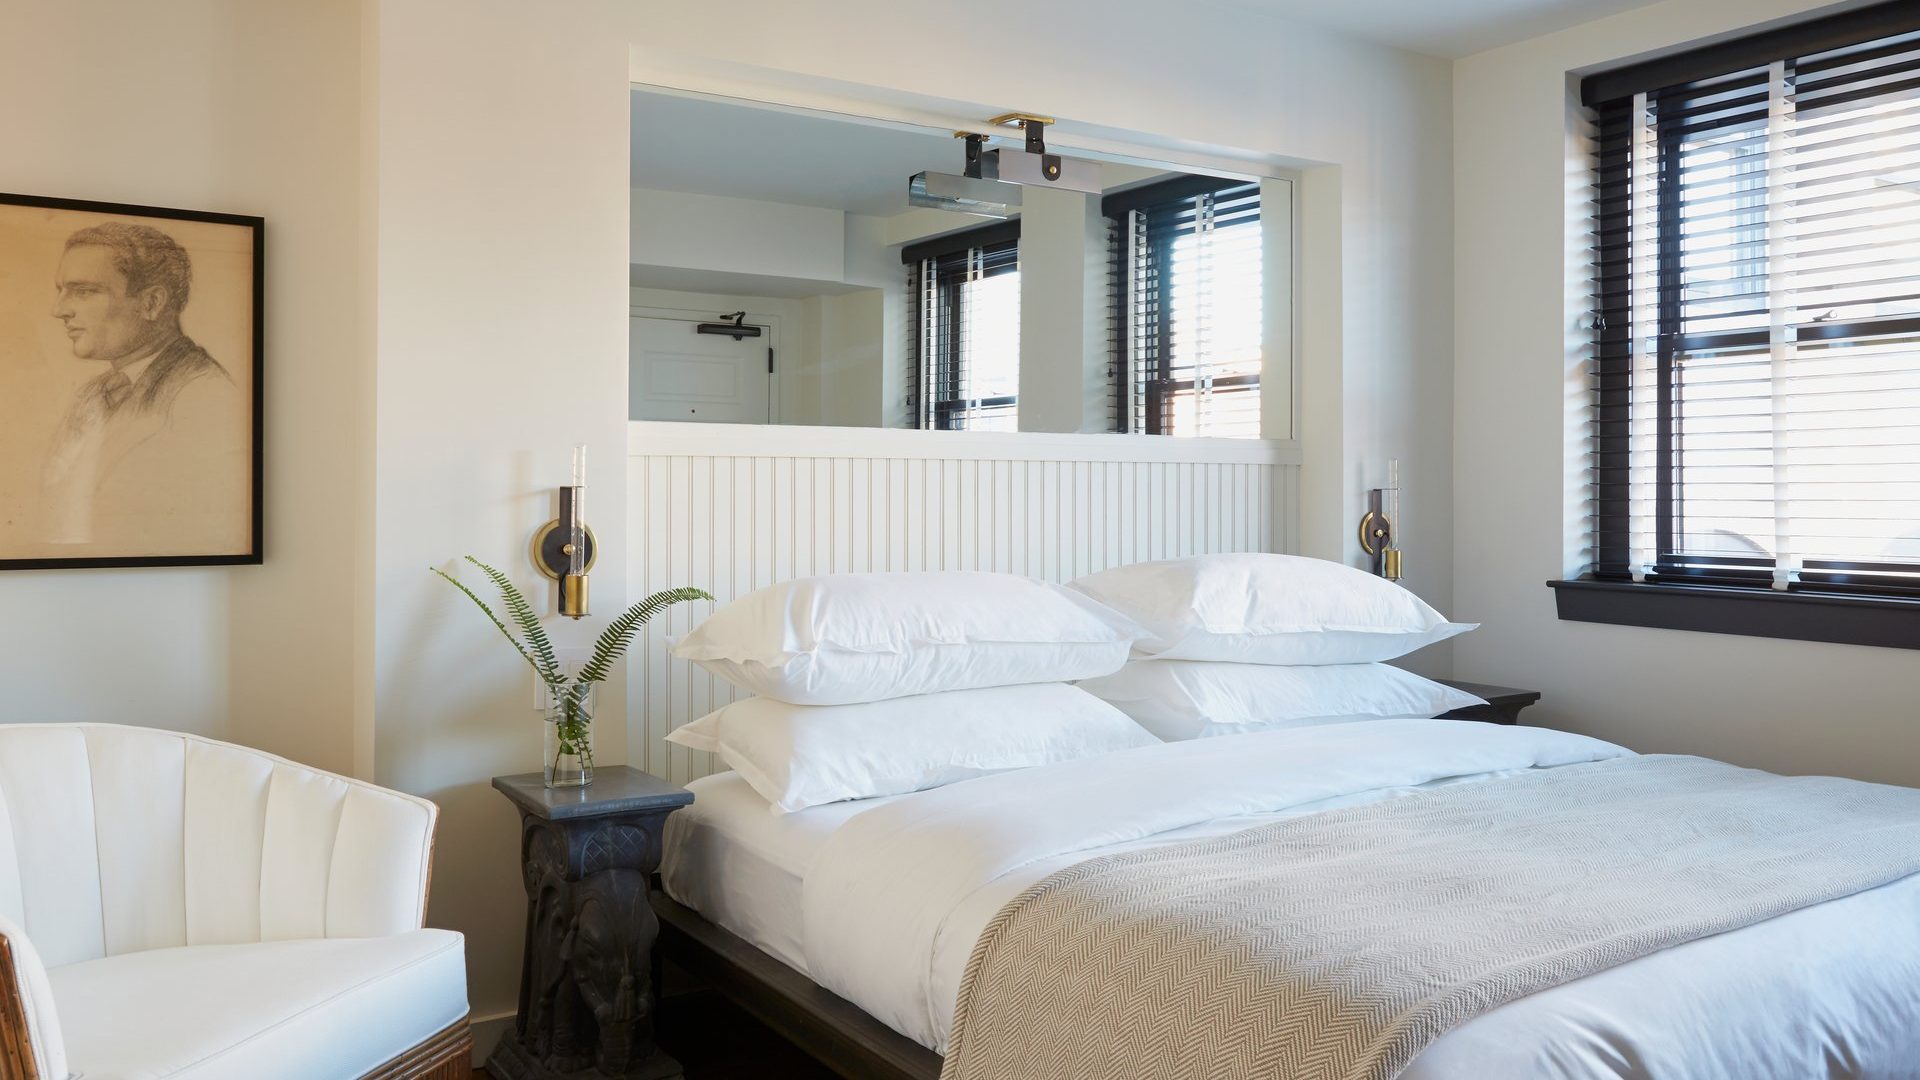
657, 718, 1920, 1079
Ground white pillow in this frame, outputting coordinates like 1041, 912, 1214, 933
1075, 660, 1487, 741
1069, 553, 1474, 664
670, 571, 1146, 705
666, 683, 1157, 813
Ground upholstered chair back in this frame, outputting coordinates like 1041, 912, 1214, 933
0, 724, 436, 969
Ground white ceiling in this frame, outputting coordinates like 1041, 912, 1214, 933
632, 90, 1182, 218
1217, 0, 1666, 57
632, 91, 975, 218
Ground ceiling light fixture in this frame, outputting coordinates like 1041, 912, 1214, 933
979, 113, 1101, 195
908, 136, 1023, 218
907, 112, 1100, 218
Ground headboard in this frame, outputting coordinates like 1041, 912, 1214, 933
626, 420, 1302, 783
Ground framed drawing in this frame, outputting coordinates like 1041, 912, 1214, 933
0, 193, 263, 569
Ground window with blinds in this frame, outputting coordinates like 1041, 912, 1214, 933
1584, 8, 1920, 601
903, 223, 1020, 431
1104, 177, 1263, 437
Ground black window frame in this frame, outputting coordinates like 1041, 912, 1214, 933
903, 221, 1020, 432
1555, 0, 1920, 650
1103, 174, 1263, 437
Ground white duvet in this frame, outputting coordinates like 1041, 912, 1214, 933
798, 719, 1920, 1078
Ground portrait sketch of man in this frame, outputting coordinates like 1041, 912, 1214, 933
0, 196, 260, 567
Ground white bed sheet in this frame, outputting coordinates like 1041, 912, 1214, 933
665, 725, 1920, 1078
661, 771, 885, 975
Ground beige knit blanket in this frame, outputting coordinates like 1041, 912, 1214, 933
942, 755, 1920, 1080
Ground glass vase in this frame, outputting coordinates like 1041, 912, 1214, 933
543, 686, 595, 789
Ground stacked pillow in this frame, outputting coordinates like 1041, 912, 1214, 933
668, 571, 1157, 813
1069, 553, 1483, 741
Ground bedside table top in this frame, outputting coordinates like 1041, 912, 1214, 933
1438, 680, 1543, 708
493, 765, 694, 821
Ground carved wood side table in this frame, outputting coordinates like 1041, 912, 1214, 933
488, 767, 694, 1080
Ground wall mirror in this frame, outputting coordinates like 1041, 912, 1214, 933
629, 85, 1293, 438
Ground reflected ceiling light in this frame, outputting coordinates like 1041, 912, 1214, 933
906, 114, 1100, 218
908, 160, 1023, 218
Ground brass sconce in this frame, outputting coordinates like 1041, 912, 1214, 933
1358, 459, 1403, 581
531, 445, 596, 618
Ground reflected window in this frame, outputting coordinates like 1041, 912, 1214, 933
1107, 177, 1263, 438
905, 224, 1020, 431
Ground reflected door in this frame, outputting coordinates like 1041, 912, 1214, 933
630, 316, 771, 423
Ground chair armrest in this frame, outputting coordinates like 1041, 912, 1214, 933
326, 787, 440, 937
0, 916, 66, 1080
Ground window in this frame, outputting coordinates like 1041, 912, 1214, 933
1559, 4, 1920, 648
1105, 177, 1263, 438
904, 223, 1020, 431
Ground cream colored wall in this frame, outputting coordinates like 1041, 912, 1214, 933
1017, 186, 1105, 433
843, 213, 910, 426
804, 289, 888, 427
366, 0, 635, 1029
1453, 0, 1920, 786
632, 187, 847, 282
0, 0, 367, 774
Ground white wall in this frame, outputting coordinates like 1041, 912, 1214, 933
368, 0, 633, 1031
0, 0, 368, 774
1017, 186, 1106, 433
1454, 0, 1920, 787
844, 213, 910, 426
804, 290, 888, 427
632, 187, 846, 283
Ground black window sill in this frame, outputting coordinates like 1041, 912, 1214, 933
1548, 578, 1920, 651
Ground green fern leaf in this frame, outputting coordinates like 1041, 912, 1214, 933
429, 565, 547, 679
465, 556, 560, 684
576, 587, 713, 687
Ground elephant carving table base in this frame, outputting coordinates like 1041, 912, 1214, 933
489, 767, 695, 1080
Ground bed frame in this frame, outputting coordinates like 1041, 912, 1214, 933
651, 890, 939, 1080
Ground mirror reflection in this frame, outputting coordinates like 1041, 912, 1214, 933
629, 88, 1288, 437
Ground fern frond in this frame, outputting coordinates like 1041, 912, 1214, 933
430, 565, 547, 679
563, 680, 592, 714
576, 586, 713, 687
465, 556, 560, 684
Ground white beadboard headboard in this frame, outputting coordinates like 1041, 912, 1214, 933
626, 420, 1302, 782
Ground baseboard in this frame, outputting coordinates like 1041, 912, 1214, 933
468, 1010, 516, 1067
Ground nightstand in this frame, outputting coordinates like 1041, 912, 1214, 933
1436, 680, 1543, 726
488, 766, 694, 1080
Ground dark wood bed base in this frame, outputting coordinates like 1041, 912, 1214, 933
651, 889, 940, 1080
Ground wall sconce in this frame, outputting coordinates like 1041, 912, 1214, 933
1358, 458, 1403, 581
531, 445, 596, 618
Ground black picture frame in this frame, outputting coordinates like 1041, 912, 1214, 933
0, 191, 264, 571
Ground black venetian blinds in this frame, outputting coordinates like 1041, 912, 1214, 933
1105, 176, 1263, 437
1583, 3, 1920, 596
903, 223, 1021, 431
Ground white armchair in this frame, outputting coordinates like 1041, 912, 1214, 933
0, 725, 470, 1080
